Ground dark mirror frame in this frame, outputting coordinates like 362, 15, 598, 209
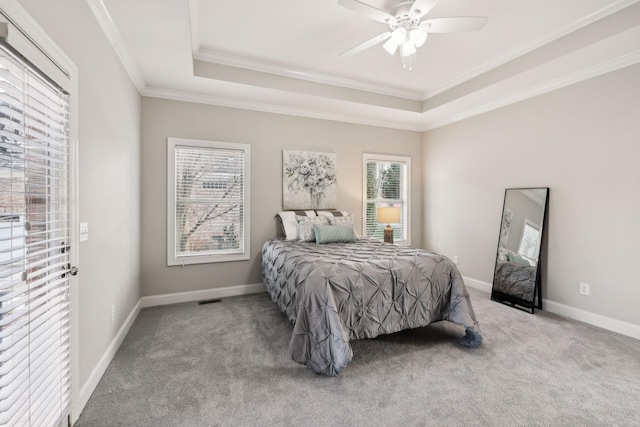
491, 187, 549, 314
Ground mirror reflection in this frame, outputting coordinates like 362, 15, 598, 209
491, 188, 549, 313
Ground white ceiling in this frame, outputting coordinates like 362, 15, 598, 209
93, 0, 640, 130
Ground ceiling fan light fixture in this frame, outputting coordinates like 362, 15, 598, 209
400, 40, 417, 57
390, 27, 407, 45
401, 52, 417, 72
382, 38, 399, 55
338, 0, 489, 72
409, 28, 428, 48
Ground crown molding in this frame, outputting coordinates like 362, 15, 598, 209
188, 0, 199, 57
424, 0, 640, 99
194, 48, 423, 102
85, 0, 146, 93
421, 47, 640, 131
147, 41, 640, 134
143, 86, 423, 132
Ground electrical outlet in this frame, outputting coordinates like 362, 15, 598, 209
80, 222, 89, 242
579, 282, 590, 296
453, 255, 459, 264
111, 305, 115, 323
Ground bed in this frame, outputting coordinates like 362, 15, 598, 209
492, 260, 536, 302
261, 224, 482, 376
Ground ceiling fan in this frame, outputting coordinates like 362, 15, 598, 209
338, 0, 488, 71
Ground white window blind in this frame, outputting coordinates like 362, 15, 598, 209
167, 138, 250, 266
363, 154, 410, 244
518, 220, 540, 262
0, 44, 71, 426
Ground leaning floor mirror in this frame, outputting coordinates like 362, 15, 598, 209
491, 188, 549, 313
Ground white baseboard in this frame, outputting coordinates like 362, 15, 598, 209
542, 299, 640, 340
463, 276, 493, 293
77, 282, 266, 417
140, 282, 266, 308
463, 275, 640, 340
78, 298, 141, 413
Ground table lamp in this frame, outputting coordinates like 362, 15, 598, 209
377, 206, 400, 243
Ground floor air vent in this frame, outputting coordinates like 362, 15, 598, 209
198, 298, 222, 305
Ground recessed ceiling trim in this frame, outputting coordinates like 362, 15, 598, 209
85, 0, 146, 93
143, 86, 424, 132
424, 0, 640, 99
194, 47, 423, 101
91, 0, 640, 133
193, 60, 422, 112
422, 48, 640, 131
187, 0, 199, 57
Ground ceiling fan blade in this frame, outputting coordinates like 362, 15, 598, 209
421, 17, 488, 33
341, 32, 391, 57
338, 0, 396, 24
409, 0, 440, 19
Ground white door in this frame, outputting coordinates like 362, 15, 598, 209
0, 41, 74, 426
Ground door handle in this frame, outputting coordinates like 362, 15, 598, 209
62, 264, 79, 278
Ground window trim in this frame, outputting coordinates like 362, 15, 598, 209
167, 137, 251, 266
362, 153, 411, 245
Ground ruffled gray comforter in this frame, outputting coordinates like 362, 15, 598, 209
493, 261, 536, 302
261, 238, 482, 376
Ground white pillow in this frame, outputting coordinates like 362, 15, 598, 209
277, 211, 316, 241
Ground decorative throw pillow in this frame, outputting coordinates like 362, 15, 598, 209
508, 251, 531, 266
327, 214, 361, 237
327, 214, 354, 226
277, 211, 316, 240
313, 224, 357, 244
296, 215, 329, 242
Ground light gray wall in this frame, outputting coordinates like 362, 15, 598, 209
141, 98, 422, 296
423, 64, 640, 326
18, 0, 142, 386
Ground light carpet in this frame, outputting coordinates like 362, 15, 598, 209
76, 288, 640, 426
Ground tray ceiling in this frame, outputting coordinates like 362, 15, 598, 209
94, 0, 640, 130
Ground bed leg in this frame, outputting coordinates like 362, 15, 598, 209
459, 327, 483, 348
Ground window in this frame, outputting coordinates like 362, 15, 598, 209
363, 154, 411, 244
167, 138, 250, 266
518, 219, 541, 262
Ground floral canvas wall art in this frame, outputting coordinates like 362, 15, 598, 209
499, 207, 514, 246
283, 150, 337, 210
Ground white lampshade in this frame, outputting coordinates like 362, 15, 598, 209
382, 38, 399, 55
390, 27, 407, 45
377, 206, 401, 224
409, 29, 428, 48
400, 41, 417, 57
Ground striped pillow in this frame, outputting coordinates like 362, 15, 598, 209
276, 210, 316, 240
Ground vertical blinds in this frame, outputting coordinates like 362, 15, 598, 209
365, 159, 407, 241
0, 44, 71, 426
174, 145, 245, 258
